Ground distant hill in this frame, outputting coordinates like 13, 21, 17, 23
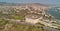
0, 2, 50, 7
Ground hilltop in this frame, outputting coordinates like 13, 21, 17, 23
0, 2, 60, 31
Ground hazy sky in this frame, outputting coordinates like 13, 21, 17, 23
0, 0, 60, 4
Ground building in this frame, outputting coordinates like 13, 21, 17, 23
25, 14, 41, 24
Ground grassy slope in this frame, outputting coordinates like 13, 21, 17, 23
0, 20, 47, 31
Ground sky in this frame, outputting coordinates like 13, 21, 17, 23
0, 0, 60, 4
